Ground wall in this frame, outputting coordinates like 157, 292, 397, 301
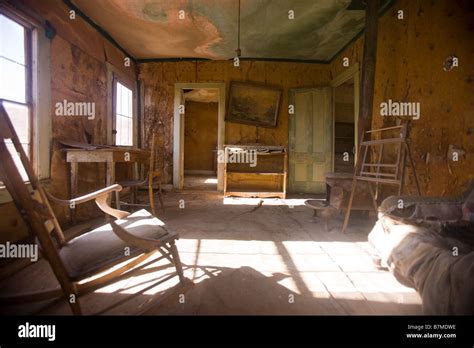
330, 0, 474, 196
140, 60, 331, 184
0, 0, 137, 243
184, 101, 218, 172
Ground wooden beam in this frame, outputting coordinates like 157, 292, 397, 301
357, 0, 380, 146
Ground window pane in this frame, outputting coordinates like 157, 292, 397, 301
116, 115, 132, 146
0, 14, 25, 64
3, 101, 29, 144
6, 142, 29, 181
127, 88, 133, 117
122, 86, 130, 116
124, 116, 132, 144
0, 57, 26, 103
3, 101, 30, 182
116, 82, 122, 114
118, 116, 125, 144
116, 115, 122, 144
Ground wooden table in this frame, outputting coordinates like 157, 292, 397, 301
64, 147, 149, 221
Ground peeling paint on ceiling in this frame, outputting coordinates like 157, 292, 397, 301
71, 0, 391, 62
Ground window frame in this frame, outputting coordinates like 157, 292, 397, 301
0, 4, 52, 203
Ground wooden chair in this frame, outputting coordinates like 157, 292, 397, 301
115, 131, 164, 216
0, 101, 185, 315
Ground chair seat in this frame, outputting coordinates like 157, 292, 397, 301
118, 179, 147, 187
59, 209, 175, 280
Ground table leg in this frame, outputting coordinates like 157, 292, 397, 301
326, 183, 331, 204
133, 162, 139, 206
70, 162, 78, 224
106, 161, 115, 205
133, 162, 139, 181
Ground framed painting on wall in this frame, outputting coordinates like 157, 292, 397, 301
226, 82, 282, 128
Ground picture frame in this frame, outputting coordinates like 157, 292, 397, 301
226, 81, 282, 128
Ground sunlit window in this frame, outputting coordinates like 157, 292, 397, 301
115, 81, 133, 146
0, 14, 31, 180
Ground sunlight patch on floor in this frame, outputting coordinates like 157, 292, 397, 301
90, 238, 418, 301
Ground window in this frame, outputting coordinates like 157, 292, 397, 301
114, 81, 133, 146
106, 63, 137, 147
0, 7, 51, 200
0, 14, 31, 180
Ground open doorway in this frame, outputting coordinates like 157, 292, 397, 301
331, 64, 359, 172
334, 79, 355, 172
173, 83, 226, 191
183, 89, 218, 191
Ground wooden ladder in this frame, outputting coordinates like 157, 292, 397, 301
342, 124, 421, 233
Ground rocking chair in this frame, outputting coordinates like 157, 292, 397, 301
0, 101, 186, 315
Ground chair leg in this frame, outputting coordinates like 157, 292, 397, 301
68, 298, 82, 315
158, 182, 165, 212
115, 191, 121, 210
149, 182, 157, 217
169, 240, 185, 284
63, 283, 82, 315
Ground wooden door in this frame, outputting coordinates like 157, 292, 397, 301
289, 88, 333, 194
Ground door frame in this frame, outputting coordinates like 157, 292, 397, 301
173, 83, 226, 191
330, 63, 360, 170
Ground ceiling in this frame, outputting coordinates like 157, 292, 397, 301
71, 0, 391, 62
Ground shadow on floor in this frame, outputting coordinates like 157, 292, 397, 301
145, 266, 421, 315
0, 263, 421, 315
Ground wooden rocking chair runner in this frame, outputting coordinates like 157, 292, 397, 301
115, 130, 164, 216
0, 101, 185, 315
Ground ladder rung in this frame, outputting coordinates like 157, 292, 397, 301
360, 171, 397, 178
355, 176, 400, 185
365, 125, 404, 133
361, 138, 404, 145
362, 164, 398, 168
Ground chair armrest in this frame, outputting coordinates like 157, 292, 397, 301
46, 184, 130, 220
95, 194, 130, 219
108, 218, 172, 252
46, 184, 123, 206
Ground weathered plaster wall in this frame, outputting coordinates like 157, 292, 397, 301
330, 0, 474, 196
184, 101, 218, 172
139, 60, 331, 184
0, 0, 137, 243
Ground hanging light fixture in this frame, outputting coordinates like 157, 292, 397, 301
235, 0, 241, 57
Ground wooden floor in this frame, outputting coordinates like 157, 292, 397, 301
183, 174, 218, 191
0, 191, 422, 315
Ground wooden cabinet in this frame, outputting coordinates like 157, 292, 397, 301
223, 145, 287, 198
